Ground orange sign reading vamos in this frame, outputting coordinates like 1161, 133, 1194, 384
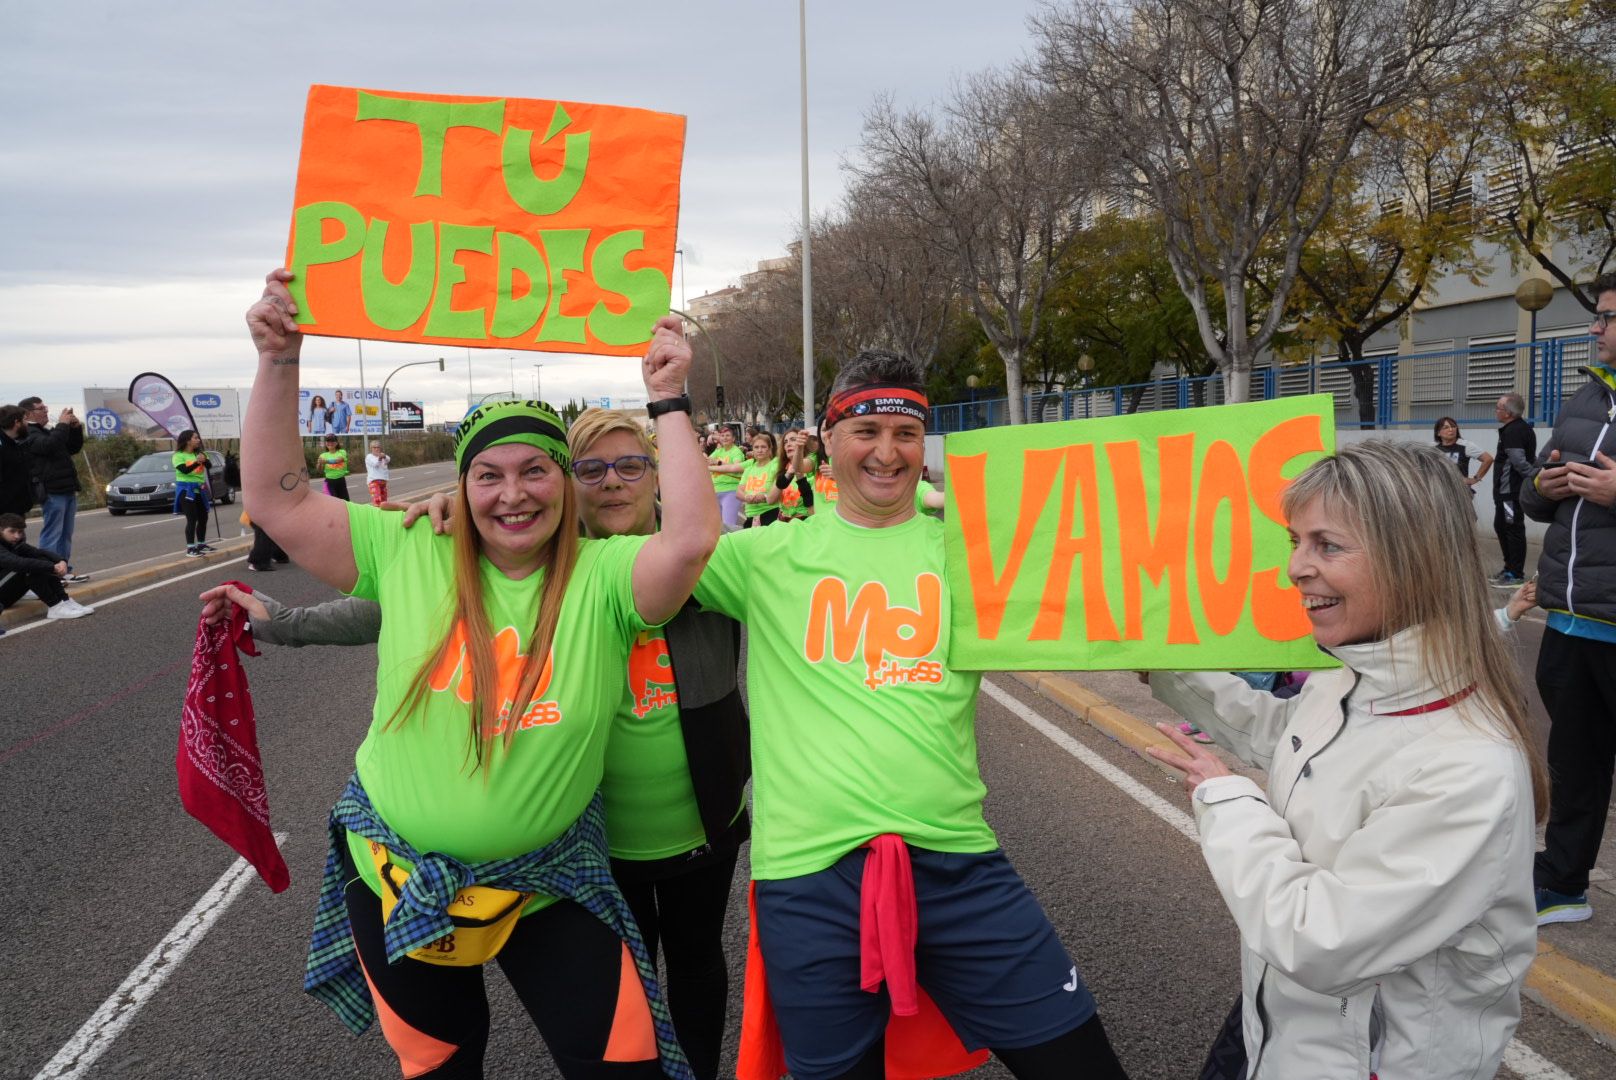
284, 85, 685, 357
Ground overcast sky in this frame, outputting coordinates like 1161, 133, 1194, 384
0, 0, 1045, 424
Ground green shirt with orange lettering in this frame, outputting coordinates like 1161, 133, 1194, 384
693, 507, 995, 879
341, 502, 650, 907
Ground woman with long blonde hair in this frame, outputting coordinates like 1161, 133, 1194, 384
243, 268, 716, 1080
1147, 439, 1546, 1080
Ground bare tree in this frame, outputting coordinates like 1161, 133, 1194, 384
1037, 0, 1512, 403
806, 188, 960, 374
851, 70, 1094, 424
1479, 2, 1616, 311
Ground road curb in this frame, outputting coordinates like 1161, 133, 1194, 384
1527, 940, 1616, 1049
1016, 670, 1616, 1051
0, 536, 250, 627
1011, 671, 1182, 765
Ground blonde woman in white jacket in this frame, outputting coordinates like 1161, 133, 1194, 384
1147, 440, 1549, 1080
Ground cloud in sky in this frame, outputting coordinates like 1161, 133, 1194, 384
1, 0, 1043, 417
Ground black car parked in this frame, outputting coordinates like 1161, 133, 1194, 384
105, 450, 234, 515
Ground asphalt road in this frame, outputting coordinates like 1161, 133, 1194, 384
53, 460, 459, 578
3, 560, 1613, 1079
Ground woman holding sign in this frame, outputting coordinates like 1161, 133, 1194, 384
244, 268, 717, 1080
1146, 440, 1547, 1080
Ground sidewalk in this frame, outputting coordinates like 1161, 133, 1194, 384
0, 533, 253, 627
1014, 666, 1616, 1050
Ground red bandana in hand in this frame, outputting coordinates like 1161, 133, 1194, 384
177, 580, 288, 892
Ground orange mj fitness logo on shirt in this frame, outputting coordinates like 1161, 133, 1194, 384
628, 630, 679, 718
429, 621, 560, 734
804, 574, 944, 690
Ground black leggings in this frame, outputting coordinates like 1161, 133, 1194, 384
341, 851, 665, 1079
616, 850, 739, 1080
828, 1014, 1129, 1080
180, 495, 209, 545
743, 509, 779, 528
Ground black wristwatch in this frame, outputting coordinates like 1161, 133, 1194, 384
646, 394, 692, 419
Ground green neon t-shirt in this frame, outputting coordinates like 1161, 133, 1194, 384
738, 459, 779, 518
172, 450, 206, 484
693, 507, 995, 879
916, 479, 942, 517
319, 449, 349, 480
709, 445, 745, 492
778, 453, 818, 520
340, 503, 650, 906
600, 626, 710, 860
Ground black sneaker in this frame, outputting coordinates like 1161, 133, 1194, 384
246, 563, 274, 572
185, 545, 203, 558
65, 572, 90, 583
196, 543, 217, 553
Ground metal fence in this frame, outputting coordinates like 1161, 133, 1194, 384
928, 338, 1595, 434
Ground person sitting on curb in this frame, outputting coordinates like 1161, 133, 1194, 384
0, 512, 93, 628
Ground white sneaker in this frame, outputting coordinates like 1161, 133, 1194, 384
46, 600, 93, 619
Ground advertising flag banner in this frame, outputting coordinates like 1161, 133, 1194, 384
127, 373, 200, 441
943, 395, 1337, 671
285, 84, 685, 357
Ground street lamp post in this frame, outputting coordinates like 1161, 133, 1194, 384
1515, 278, 1554, 418
673, 308, 725, 417
380, 357, 446, 436
532, 363, 543, 402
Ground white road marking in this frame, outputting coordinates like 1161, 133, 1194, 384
32, 834, 288, 1080
1503, 1040, 1578, 1080
3, 558, 247, 637
979, 676, 1581, 1080
121, 516, 180, 529
980, 677, 1198, 842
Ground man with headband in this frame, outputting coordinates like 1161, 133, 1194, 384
694, 351, 1129, 1079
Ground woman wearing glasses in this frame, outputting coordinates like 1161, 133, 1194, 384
569, 408, 750, 1080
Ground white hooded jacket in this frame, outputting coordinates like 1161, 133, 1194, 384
1151, 627, 1536, 1079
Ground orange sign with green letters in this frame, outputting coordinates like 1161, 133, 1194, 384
285, 84, 684, 356
943, 395, 1337, 670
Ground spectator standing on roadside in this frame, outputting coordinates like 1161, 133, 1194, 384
1521, 272, 1616, 926
363, 441, 390, 506
317, 435, 351, 501
173, 429, 214, 558
329, 389, 353, 434
17, 396, 87, 582
1493, 393, 1537, 586
0, 405, 35, 517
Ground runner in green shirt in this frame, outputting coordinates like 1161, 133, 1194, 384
735, 431, 780, 527
772, 428, 816, 520
568, 407, 750, 1080
172, 429, 213, 556
244, 269, 717, 1079
706, 424, 746, 529
317, 434, 351, 502
692, 351, 1128, 1080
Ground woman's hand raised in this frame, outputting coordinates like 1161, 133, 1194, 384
246, 269, 303, 363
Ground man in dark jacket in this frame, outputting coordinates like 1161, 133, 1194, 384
1521, 271, 1616, 927
0, 405, 34, 517
17, 397, 88, 581
1491, 392, 1536, 584
0, 512, 94, 629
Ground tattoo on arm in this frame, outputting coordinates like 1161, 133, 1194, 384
270, 357, 299, 366
278, 468, 309, 492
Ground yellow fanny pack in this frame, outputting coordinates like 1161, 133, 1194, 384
368, 840, 531, 967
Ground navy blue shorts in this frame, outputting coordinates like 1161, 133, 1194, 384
755, 846, 1097, 1080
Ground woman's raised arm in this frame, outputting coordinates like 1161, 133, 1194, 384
631, 316, 719, 624
242, 269, 358, 592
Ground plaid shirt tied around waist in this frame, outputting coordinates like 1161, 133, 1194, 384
304, 773, 692, 1080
